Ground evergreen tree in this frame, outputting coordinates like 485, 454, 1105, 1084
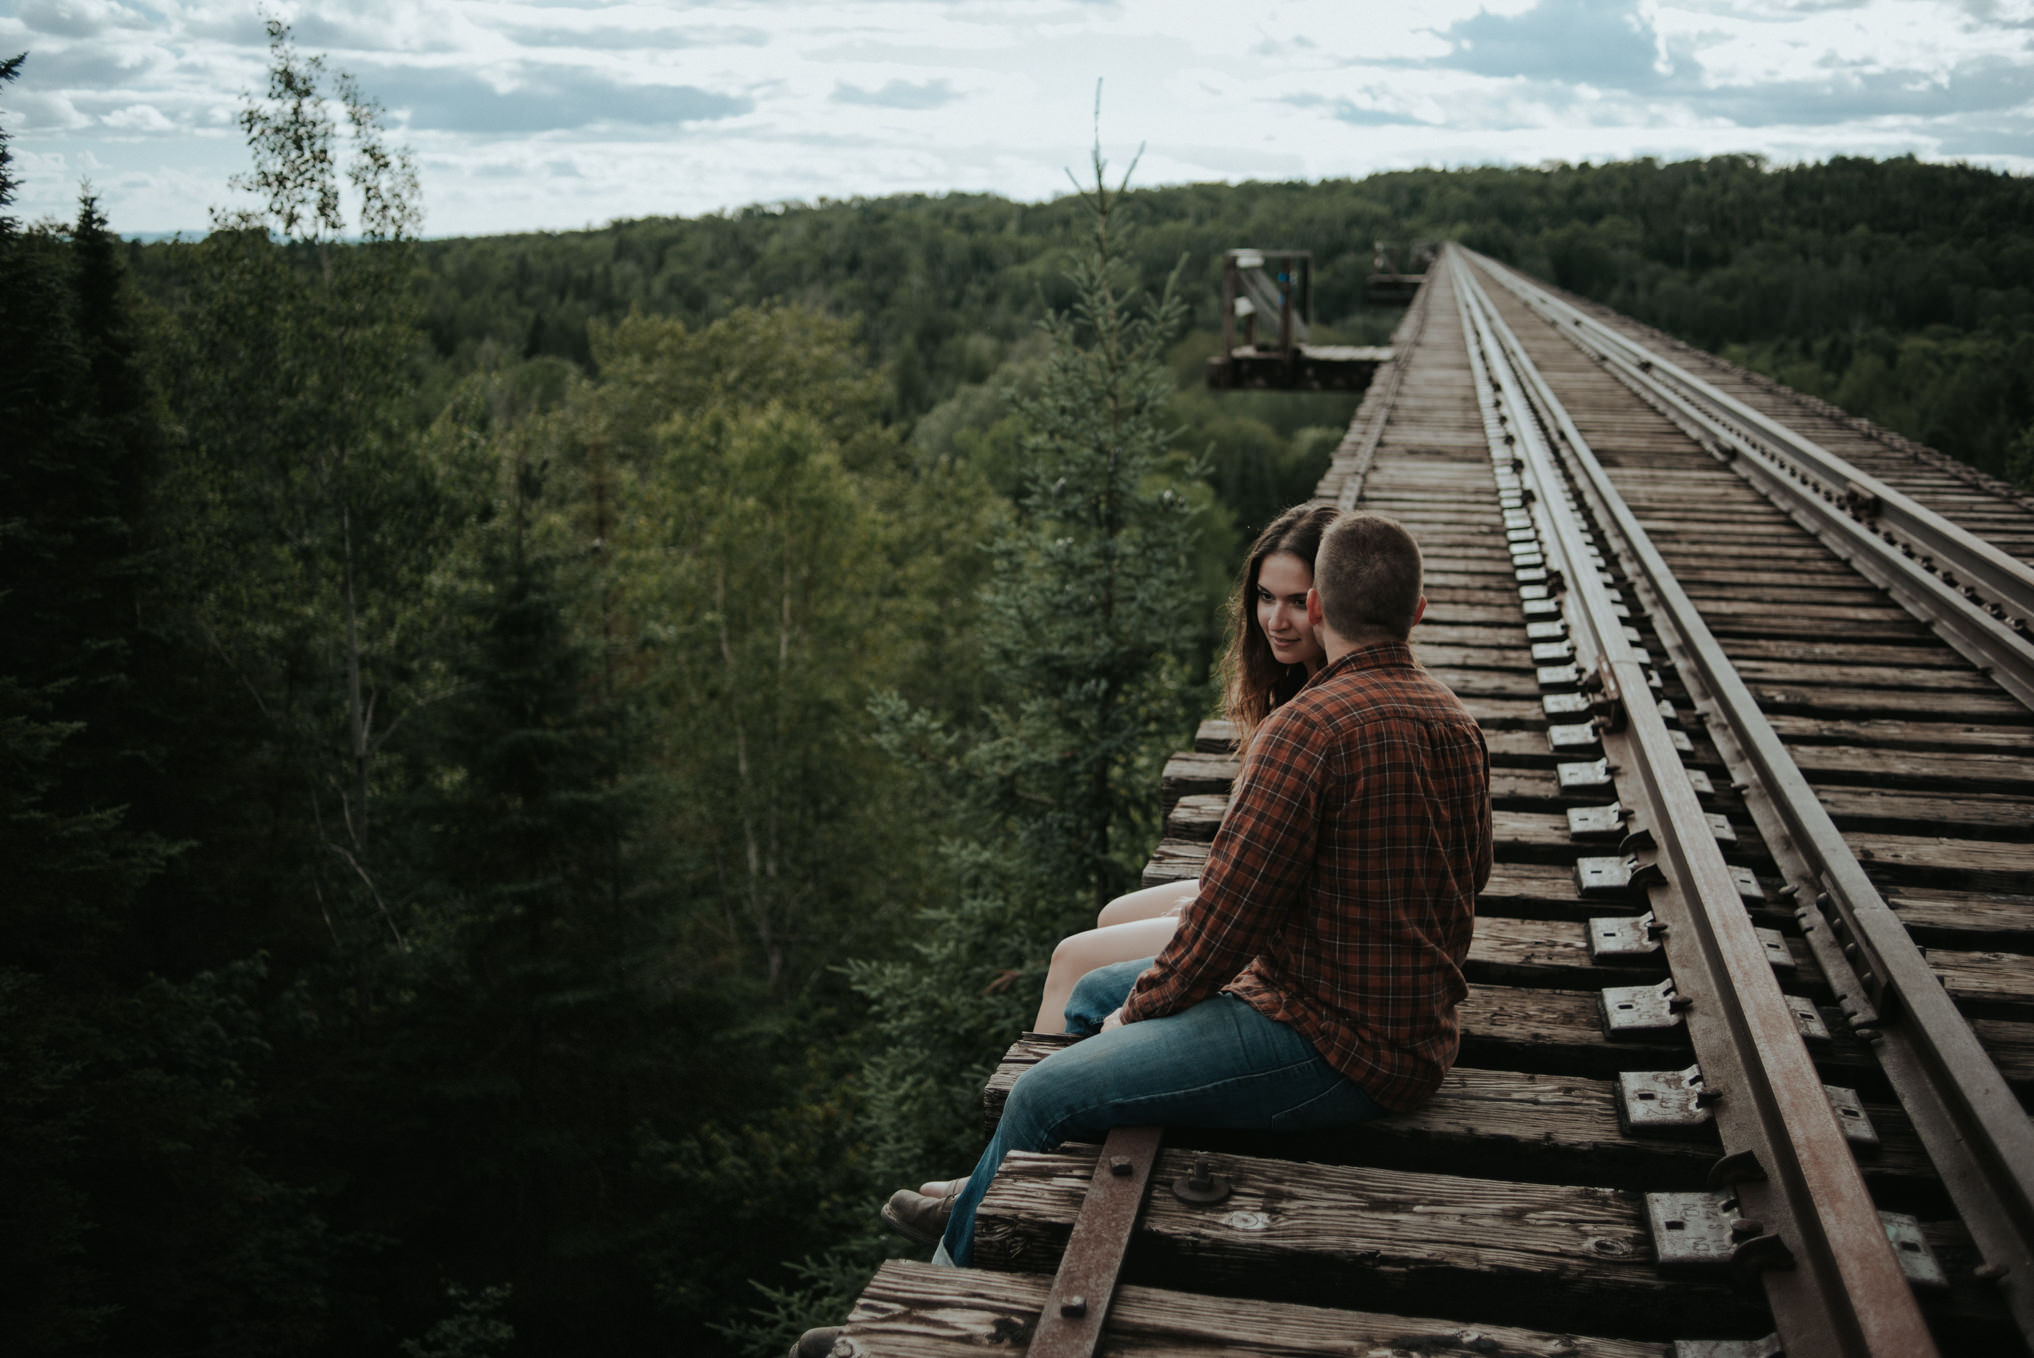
758, 136, 1209, 1358
2, 56, 330, 1353
974, 136, 1202, 913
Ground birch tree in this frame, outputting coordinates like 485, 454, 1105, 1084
165, 19, 445, 955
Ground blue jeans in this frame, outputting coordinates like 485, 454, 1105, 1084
938, 957, 1385, 1266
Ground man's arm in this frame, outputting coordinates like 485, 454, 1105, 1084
1117, 709, 1324, 1024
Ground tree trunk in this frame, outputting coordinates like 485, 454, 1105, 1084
718, 560, 782, 990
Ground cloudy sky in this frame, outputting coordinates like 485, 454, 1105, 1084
3, 0, 2029, 239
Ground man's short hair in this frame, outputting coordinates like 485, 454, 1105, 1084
1315, 512, 1423, 641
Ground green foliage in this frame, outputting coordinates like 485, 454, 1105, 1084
137, 153, 2030, 486
810, 147, 1211, 1358
160, 17, 445, 963
972, 146, 1204, 912
400, 1285, 514, 1358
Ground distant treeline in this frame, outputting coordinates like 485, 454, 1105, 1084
165, 152, 2034, 484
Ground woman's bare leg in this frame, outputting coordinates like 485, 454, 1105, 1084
1031, 916, 1180, 1034
1094, 877, 1197, 929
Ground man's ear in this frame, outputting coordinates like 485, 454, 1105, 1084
1411, 595, 1428, 628
1306, 588, 1324, 628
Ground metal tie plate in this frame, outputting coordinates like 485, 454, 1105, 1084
1589, 911, 1666, 961
1506, 526, 1540, 543
1574, 853, 1666, 897
1616, 1066, 1713, 1135
1757, 926, 1794, 973
1647, 1192, 1944, 1288
1537, 663, 1583, 689
1544, 691, 1591, 718
1521, 596, 1562, 618
1557, 758, 1614, 793
1671, 1337, 1782, 1358
1601, 978, 1684, 1035
1531, 640, 1577, 663
1567, 802, 1626, 840
1526, 620, 1569, 641
1515, 565, 1549, 584
1825, 1084, 1880, 1149
1548, 721, 1601, 754
1617, 1067, 1879, 1149
1729, 864, 1766, 903
1787, 993, 1832, 1043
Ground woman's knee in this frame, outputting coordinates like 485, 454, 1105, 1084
1097, 879, 1194, 929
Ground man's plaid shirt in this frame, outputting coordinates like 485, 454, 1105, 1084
1119, 639, 1493, 1111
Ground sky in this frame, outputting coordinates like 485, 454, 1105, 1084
2, 0, 2030, 239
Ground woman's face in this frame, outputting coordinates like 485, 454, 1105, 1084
1254, 550, 1324, 671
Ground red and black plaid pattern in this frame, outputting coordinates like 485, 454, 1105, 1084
1120, 640, 1493, 1112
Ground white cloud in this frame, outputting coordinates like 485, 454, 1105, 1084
99, 103, 177, 131
2, 0, 2026, 236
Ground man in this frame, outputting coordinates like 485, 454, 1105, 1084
890, 510, 1493, 1267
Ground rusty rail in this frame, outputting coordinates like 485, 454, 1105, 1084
1470, 249, 2034, 712
1455, 246, 2034, 1350
1449, 246, 1942, 1358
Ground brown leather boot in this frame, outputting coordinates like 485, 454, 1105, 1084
787, 1325, 844, 1358
879, 1185, 956, 1246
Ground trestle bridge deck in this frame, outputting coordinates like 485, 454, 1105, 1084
832, 247, 2034, 1358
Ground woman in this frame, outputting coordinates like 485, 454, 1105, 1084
890, 502, 1340, 1235
1028, 501, 1338, 1033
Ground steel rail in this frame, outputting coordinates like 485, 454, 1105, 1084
1448, 248, 1939, 1358
1029, 1125, 1164, 1358
1452, 249, 2034, 1347
1470, 249, 2034, 713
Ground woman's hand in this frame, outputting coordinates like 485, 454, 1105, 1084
1100, 1006, 1127, 1032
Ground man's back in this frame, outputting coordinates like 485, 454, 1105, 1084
1123, 639, 1493, 1110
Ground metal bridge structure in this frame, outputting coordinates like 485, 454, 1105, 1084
826, 246, 2034, 1358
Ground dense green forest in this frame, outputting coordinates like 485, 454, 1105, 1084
340, 146, 2034, 490
9, 23, 2034, 1358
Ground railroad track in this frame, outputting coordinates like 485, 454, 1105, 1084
830, 248, 2034, 1358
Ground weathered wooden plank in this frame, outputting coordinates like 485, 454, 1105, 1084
1848, 830, 2034, 891
1732, 657, 2010, 692
843, 1259, 1673, 1358
972, 1146, 1757, 1340
1767, 712, 2034, 757
1929, 947, 2034, 1022
1816, 784, 2033, 834
1885, 884, 2034, 948
1751, 680, 2031, 721
982, 1037, 1940, 1197
1783, 739, 2034, 791
1454, 984, 1881, 1089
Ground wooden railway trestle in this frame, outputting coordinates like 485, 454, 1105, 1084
825, 245, 2034, 1358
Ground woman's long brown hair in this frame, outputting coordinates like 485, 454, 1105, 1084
1221, 503, 1339, 755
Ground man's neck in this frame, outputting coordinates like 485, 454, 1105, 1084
1319, 627, 1402, 664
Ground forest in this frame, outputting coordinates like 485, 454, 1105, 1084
7, 24, 2034, 1358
